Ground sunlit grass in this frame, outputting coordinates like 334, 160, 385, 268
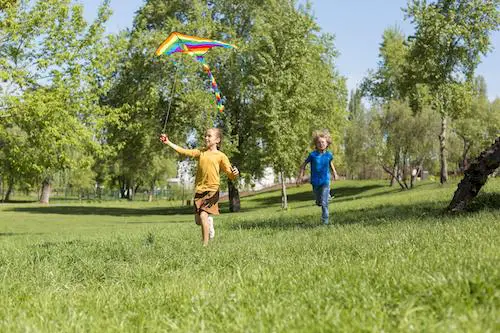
0, 179, 499, 332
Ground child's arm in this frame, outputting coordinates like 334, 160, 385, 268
160, 134, 201, 158
330, 160, 339, 181
220, 154, 239, 180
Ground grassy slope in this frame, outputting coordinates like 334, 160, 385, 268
0, 179, 499, 332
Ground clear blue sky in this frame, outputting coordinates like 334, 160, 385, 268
82, 0, 500, 101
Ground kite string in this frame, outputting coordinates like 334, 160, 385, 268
162, 62, 179, 133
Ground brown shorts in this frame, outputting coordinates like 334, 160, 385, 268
194, 190, 220, 215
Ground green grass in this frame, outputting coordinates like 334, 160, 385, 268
1, 179, 499, 332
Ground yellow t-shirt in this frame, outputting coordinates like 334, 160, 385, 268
173, 146, 236, 192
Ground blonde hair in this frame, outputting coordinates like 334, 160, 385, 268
207, 127, 222, 149
312, 129, 332, 146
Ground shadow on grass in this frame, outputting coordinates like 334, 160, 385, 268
3, 184, 390, 217
231, 190, 500, 231
464, 192, 500, 212
234, 184, 401, 214
229, 197, 488, 230
7, 205, 194, 216
247, 184, 388, 207
0, 232, 44, 236
122, 220, 187, 224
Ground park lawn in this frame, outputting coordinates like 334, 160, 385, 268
0, 179, 499, 332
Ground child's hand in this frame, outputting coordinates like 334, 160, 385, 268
160, 134, 169, 144
231, 166, 239, 177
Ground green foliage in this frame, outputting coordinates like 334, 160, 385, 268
405, 0, 499, 85
103, 0, 232, 197
361, 26, 440, 185
362, 26, 408, 101
245, 0, 346, 178
103, 0, 346, 204
0, 0, 119, 202
404, 0, 499, 117
450, 76, 500, 169
344, 89, 380, 179
374, 100, 440, 184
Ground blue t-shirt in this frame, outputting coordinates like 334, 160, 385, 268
305, 150, 333, 186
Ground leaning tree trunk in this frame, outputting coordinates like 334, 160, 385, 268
439, 115, 448, 184
4, 177, 14, 202
448, 137, 500, 212
382, 164, 406, 190
390, 150, 399, 187
401, 150, 410, 189
228, 181, 240, 212
40, 177, 51, 204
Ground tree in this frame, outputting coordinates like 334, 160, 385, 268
344, 89, 373, 179
451, 76, 500, 172
363, 27, 406, 184
209, 0, 269, 212
363, 26, 408, 102
0, 0, 121, 203
373, 100, 439, 189
105, 0, 229, 200
111, 0, 346, 209
362, 26, 439, 187
404, 0, 499, 184
448, 136, 500, 211
245, 0, 346, 208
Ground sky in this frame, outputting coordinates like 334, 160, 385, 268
82, 0, 500, 101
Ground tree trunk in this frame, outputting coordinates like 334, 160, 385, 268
148, 181, 155, 202
280, 171, 288, 210
119, 177, 126, 198
4, 177, 14, 202
228, 181, 240, 212
128, 186, 134, 201
401, 151, 409, 189
460, 136, 470, 173
389, 150, 399, 187
40, 177, 51, 204
439, 115, 448, 184
382, 164, 406, 190
448, 137, 500, 212
134, 183, 140, 198
95, 182, 102, 200
411, 160, 424, 189
124, 180, 135, 200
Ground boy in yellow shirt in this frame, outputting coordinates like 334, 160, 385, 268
160, 128, 239, 245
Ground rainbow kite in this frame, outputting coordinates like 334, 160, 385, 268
155, 32, 237, 113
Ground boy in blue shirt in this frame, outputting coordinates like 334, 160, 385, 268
298, 130, 338, 225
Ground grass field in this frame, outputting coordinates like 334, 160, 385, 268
0, 179, 499, 332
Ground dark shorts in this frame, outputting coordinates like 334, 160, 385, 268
194, 190, 220, 215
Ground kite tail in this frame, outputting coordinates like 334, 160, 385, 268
197, 57, 225, 112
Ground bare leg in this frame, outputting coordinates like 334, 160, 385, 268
194, 213, 203, 242
199, 210, 210, 246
